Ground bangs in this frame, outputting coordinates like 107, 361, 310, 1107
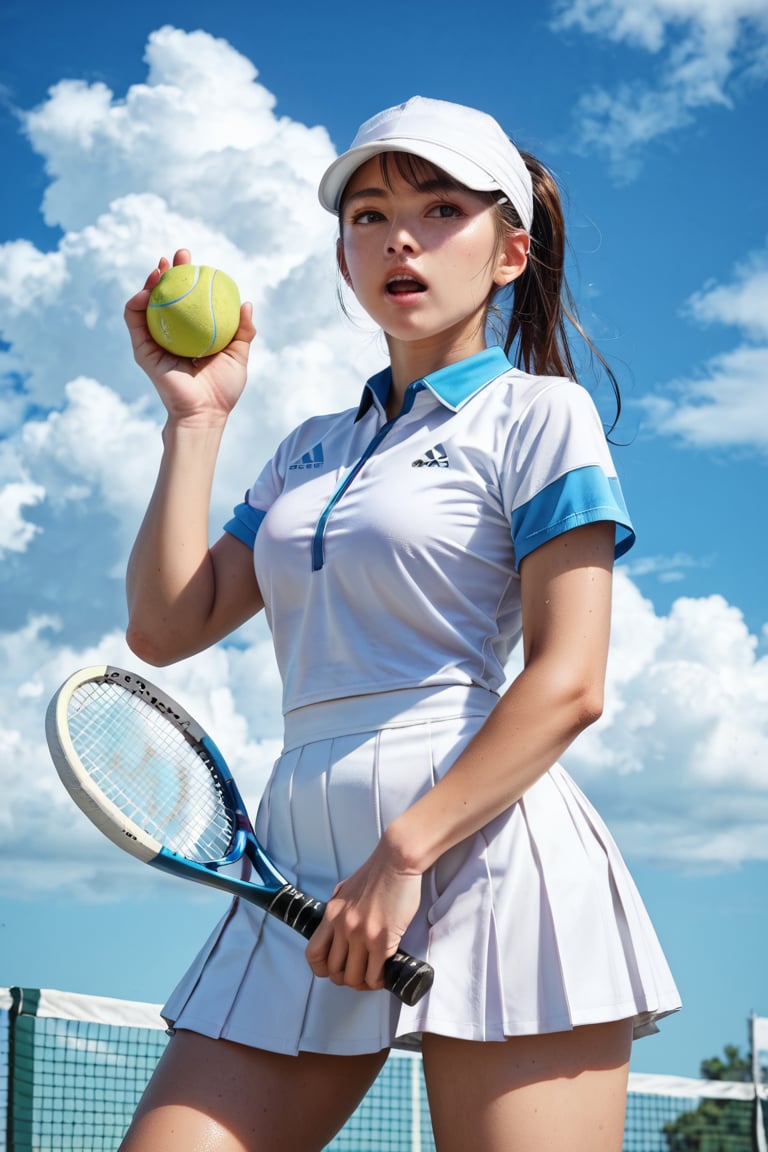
337, 150, 500, 217
377, 151, 468, 196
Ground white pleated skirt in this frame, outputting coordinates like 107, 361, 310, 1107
163, 686, 681, 1055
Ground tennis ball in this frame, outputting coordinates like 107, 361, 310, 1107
146, 264, 241, 358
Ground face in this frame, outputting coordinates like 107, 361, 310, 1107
337, 154, 527, 357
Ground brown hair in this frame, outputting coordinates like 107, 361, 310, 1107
493, 151, 621, 432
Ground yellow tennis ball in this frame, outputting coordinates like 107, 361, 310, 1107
146, 264, 241, 358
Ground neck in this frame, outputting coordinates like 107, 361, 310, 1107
385, 331, 488, 418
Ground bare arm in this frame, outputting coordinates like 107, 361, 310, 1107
124, 251, 262, 666
306, 520, 616, 989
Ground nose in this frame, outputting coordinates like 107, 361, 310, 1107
386, 215, 419, 255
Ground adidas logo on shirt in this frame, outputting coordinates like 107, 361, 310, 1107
412, 443, 449, 468
289, 443, 325, 471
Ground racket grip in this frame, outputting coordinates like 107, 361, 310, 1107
382, 949, 435, 1007
267, 884, 434, 1006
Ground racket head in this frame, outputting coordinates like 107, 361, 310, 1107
45, 665, 239, 867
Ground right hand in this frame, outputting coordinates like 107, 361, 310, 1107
124, 249, 257, 426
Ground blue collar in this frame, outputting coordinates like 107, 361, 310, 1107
355, 346, 513, 421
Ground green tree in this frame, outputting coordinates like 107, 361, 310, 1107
700, 1047, 752, 1083
663, 1045, 762, 1152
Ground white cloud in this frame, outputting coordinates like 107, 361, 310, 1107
552, 0, 768, 173
686, 252, 768, 341
0, 25, 765, 899
0, 28, 343, 902
0, 480, 45, 555
640, 344, 768, 452
554, 0, 766, 53
565, 571, 768, 868
21, 376, 159, 515
623, 552, 710, 582
0, 616, 282, 901
2, 571, 766, 899
640, 255, 768, 452
22, 26, 334, 252
0, 23, 358, 425
0, 24, 379, 643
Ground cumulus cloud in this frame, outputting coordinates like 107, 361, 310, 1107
552, 0, 768, 175
3, 569, 767, 900
0, 25, 380, 898
564, 571, 768, 868
0, 25, 766, 900
0, 480, 45, 556
0, 25, 381, 649
640, 253, 768, 452
0, 615, 283, 901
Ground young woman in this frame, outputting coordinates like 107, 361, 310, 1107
120, 96, 680, 1152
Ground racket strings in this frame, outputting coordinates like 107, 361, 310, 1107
67, 682, 235, 861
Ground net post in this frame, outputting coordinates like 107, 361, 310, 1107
8, 988, 39, 1152
752, 1011, 768, 1152
410, 1052, 422, 1152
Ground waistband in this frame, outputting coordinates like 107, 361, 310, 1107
282, 685, 498, 752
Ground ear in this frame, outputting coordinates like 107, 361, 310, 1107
337, 239, 353, 289
493, 229, 530, 287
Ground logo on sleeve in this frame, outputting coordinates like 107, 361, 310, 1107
289, 443, 325, 471
411, 443, 449, 468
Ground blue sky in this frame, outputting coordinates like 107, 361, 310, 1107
1, 0, 766, 1081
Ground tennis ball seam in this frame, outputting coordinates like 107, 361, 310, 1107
146, 265, 240, 358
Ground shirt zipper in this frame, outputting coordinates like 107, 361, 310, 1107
311, 381, 425, 572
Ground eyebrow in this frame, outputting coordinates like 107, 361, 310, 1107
343, 187, 388, 204
343, 177, 467, 207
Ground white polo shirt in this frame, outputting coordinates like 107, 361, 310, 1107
225, 346, 634, 715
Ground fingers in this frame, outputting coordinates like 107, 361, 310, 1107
226, 302, 258, 353
305, 907, 390, 994
123, 258, 169, 339
304, 861, 422, 995
124, 257, 256, 368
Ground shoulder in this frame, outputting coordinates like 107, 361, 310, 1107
489, 367, 601, 423
271, 405, 358, 464
481, 369, 608, 454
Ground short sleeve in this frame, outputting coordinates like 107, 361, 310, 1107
223, 500, 267, 549
223, 443, 287, 549
502, 379, 635, 569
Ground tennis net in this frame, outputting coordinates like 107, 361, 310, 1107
3, 987, 767, 1151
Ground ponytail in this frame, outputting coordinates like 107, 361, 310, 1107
494, 152, 621, 433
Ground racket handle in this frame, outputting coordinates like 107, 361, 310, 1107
267, 884, 434, 1007
382, 949, 435, 1008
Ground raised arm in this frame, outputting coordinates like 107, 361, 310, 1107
124, 251, 262, 666
305, 520, 616, 990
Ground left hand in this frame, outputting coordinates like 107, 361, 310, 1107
305, 841, 423, 993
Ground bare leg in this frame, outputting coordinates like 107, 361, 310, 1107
119, 1030, 389, 1152
422, 1019, 633, 1152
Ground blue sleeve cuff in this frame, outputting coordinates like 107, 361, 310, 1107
511, 465, 635, 570
223, 501, 266, 549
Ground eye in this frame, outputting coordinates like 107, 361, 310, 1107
426, 202, 463, 219
350, 209, 386, 225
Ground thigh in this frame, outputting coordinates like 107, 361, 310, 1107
422, 1020, 633, 1152
119, 1030, 389, 1152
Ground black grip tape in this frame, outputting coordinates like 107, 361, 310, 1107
267, 883, 434, 1006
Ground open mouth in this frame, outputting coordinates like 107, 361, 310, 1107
386, 275, 427, 296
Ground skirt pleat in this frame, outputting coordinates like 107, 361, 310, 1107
163, 687, 680, 1053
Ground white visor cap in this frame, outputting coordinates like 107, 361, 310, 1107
319, 96, 533, 232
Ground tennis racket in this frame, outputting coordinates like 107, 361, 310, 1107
45, 665, 434, 1007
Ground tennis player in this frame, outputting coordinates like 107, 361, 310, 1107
121, 96, 681, 1152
